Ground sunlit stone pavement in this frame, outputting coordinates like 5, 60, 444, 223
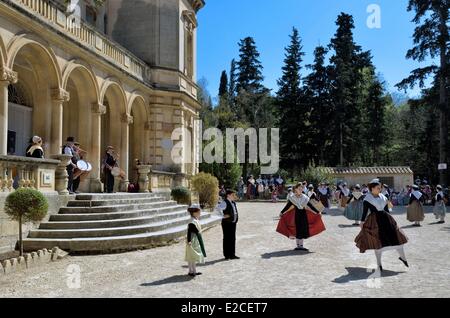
1, 202, 449, 298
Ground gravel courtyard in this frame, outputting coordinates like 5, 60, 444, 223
1, 202, 449, 298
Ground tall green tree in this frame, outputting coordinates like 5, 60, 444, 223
236, 37, 265, 94
397, 0, 450, 185
304, 46, 334, 165
218, 70, 229, 99
328, 13, 372, 166
276, 27, 307, 172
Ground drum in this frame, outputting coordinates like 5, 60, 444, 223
76, 160, 89, 171
86, 162, 93, 172
111, 167, 121, 177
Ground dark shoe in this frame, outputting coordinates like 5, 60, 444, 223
295, 247, 309, 252
379, 266, 383, 272
399, 257, 409, 268
230, 256, 240, 260
195, 272, 203, 276
437, 221, 445, 224
188, 273, 196, 277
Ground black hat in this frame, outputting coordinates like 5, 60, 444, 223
66, 137, 76, 142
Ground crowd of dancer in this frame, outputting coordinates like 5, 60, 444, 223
185, 177, 447, 277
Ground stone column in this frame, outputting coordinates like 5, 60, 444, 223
50, 154, 73, 195
0, 67, 18, 155
90, 103, 106, 193
120, 113, 133, 192
144, 122, 151, 164
137, 164, 152, 193
50, 88, 70, 155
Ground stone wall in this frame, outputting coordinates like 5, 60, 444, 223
0, 193, 73, 254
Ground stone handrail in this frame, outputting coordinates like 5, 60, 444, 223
9, 0, 150, 83
0, 155, 60, 193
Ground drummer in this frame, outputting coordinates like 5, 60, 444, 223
103, 146, 117, 193
63, 137, 77, 194
72, 142, 91, 194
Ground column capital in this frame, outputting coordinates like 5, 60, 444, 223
121, 113, 134, 125
0, 67, 18, 84
92, 102, 107, 115
51, 88, 70, 102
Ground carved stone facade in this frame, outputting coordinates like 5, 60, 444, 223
0, 0, 203, 193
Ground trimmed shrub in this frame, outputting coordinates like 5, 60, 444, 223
191, 172, 219, 210
4, 188, 49, 256
298, 165, 334, 187
171, 186, 191, 205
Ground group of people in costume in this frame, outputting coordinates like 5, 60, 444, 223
184, 178, 447, 277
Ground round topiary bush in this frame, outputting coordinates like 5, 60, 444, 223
191, 172, 219, 210
4, 188, 49, 256
171, 186, 191, 205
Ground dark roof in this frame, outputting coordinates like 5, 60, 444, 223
321, 167, 413, 175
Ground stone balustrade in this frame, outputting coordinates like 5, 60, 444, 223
0, 155, 60, 193
9, 0, 150, 83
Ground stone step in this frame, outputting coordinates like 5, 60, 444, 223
49, 205, 188, 222
23, 215, 222, 253
40, 210, 191, 229
29, 213, 212, 239
67, 196, 167, 207
59, 200, 179, 214
75, 193, 165, 201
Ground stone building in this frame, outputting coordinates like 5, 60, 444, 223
322, 167, 414, 192
0, 0, 205, 253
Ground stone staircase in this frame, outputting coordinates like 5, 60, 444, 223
22, 193, 222, 254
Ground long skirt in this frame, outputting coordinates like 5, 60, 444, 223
185, 235, 205, 264
319, 195, 330, 208
434, 202, 447, 219
355, 211, 408, 253
277, 208, 326, 240
344, 200, 364, 222
407, 201, 425, 222
339, 196, 348, 211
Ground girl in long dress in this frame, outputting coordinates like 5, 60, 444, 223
339, 183, 350, 211
344, 185, 365, 226
355, 179, 409, 272
407, 185, 425, 227
433, 185, 447, 224
185, 205, 207, 277
277, 183, 326, 251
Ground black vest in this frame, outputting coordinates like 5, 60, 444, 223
222, 200, 238, 224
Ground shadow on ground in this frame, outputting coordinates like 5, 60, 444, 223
140, 275, 194, 286
181, 258, 230, 268
332, 267, 405, 284
338, 224, 360, 229
261, 250, 314, 259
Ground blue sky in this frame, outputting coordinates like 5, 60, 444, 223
197, 0, 434, 100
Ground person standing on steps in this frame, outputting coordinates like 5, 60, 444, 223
218, 190, 240, 260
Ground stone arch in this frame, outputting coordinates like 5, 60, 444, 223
6, 33, 63, 156
62, 60, 101, 192
7, 33, 62, 88
0, 34, 7, 69
99, 78, 129, 190
128, 92, 150, 180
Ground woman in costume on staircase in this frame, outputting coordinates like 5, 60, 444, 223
433, 185, 447, 224
277, 183, 326, 252
355, 179, 409, 272
344, 184, 365, 226
185, 204, 207, 277
407, 184, 425, 227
